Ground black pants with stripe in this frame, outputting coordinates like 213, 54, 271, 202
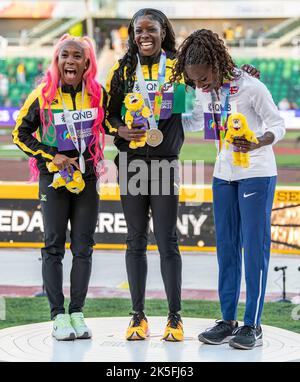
39, 175, 99, 320
118, 159, 182, 314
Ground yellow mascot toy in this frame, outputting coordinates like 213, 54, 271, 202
225, 113, 258, 168
47, 162, 85, 194
124, 93, 151, 149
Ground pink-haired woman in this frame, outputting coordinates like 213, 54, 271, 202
12, 34, 106, 341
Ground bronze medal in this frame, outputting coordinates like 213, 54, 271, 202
146, 128, 163, 147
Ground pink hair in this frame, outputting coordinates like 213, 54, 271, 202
30, 34, 105, 180
29, 156, 39, 182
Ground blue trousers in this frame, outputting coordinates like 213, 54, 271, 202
213, 176, 276, 326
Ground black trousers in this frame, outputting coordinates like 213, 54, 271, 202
39, 175, 99, 319
119, 159, 182, 314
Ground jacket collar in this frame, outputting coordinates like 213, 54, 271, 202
139, 51, 162, 66
61, 82, 83, 94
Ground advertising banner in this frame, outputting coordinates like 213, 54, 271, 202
0, 184, 299, 253
0, 107, 19, 127
0, 1, 82, 18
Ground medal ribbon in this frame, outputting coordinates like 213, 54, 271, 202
136, 50, 167, 129
58, 81, 86, 173
152, 50, 166, 122
211, 80, 230, 153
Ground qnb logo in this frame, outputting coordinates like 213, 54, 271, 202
146, 82, 157, 91
0, 297, 6, 321
208, 119, 215, 129
62, 130, 71, 140
291, 305, 300, 321
208, 103, 232, 113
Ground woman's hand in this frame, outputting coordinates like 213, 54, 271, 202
232, 137, 261, 153
240, 64, 260, 79
232, 132, 275, 153
52, 154, 80, 172
117, 124, 146, 142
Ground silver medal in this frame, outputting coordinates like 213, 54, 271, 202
79, 154, 85, 174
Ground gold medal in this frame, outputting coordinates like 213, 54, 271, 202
146, 128, 163, 147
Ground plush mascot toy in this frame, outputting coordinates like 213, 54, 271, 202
124, 92, 151, 149
225, 112, 258, 168
47, 162, 85, 194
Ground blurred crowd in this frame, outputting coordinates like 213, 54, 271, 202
0, 59, 45, 107
1, 21, 299, 111
278, 98, 298, 111
106, 24, 191, 59
222, 23, 269, 47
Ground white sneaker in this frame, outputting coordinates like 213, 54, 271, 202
52, 313, 76, 341
70, 312, 92, 339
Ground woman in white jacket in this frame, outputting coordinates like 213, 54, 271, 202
172, 29, 285, 350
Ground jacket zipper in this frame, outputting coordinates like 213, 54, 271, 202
71, 91, 77, 110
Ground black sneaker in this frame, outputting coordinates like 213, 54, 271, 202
229, 325, 263, 350
198, 320, 238, 345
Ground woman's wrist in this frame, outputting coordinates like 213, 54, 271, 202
258, 132, 275, 148
117, 125, 124, 137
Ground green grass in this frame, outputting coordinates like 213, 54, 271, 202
0, 298, 299, 334
179, 143, 300, 168
103, 132, 300, 168
1, 130, 299, 170
275, 154, 300, 167
1, 143, 299, 168
0, 142, 26, 158
185, 131, 203, 139
0, 149, 27, 159
185, 130, 300, 140
278, 183, 300, 186
0, 143, 119, 160
179, 142, 217, 163
284, 131, 300, 140
100, 141, 300, 169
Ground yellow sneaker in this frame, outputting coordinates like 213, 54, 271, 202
126, 312, 149, 341
162, 313, 184, 342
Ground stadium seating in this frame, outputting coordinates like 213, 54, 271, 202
235, 58, 300, 107
0, 57, 49, 107
0, 57, 299, 108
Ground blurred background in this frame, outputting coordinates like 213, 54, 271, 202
0, 0, 299, 182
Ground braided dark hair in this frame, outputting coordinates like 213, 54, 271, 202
171, 29, 238, 86
111, 8, 176, 94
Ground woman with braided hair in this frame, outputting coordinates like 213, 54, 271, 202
172, 29, 285, 349
106, 9, 259, 342
13, 34, 106, 341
